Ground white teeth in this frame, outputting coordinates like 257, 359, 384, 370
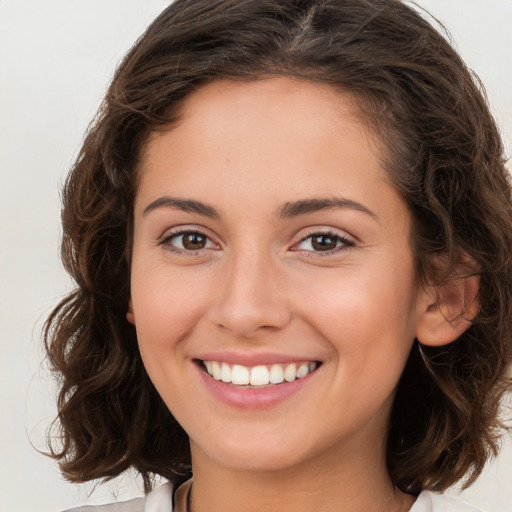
203, 361, 318, 386
284, 363, 297, 382
211, 361, 222, 380
231, 364, 250, 385
250, 365, 270, 386
269, 364, 284, 384
296, 363, 309, 378
221, 362, 231, 383
201, 360, 318, 386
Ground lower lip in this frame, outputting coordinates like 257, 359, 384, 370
195, 363, 319, 410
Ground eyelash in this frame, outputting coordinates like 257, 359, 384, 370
158, 229, 218, 256
158, 228, 355, 257
292, 230, 355, 257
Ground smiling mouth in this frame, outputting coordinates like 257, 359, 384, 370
198, 360, 320, 387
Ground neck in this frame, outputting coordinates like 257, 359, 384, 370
187, 438, 415, 512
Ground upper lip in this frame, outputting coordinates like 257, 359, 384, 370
194, 351, 320, 367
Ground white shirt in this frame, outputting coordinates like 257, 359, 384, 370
64, 480, 486, 512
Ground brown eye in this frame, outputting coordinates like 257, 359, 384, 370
181, 232, 207, 250
294, 231, 354, 254
161, 230, 217, 252
173, 232, 208, 251
310, 234, 338, 251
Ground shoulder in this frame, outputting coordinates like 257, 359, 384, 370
62, 482, 174, 512
410, 491, 486, 512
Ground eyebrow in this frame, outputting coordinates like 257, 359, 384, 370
278, 197, 378, 221
142, 195, 377, 222
143, 196, 221, 218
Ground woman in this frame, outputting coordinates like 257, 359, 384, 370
45, 1, 512, 511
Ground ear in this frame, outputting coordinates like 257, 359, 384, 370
126, 298, 136, 325
415, 270, 480, 347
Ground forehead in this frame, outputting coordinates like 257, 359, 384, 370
139, 79, 384, 179
178, 77, 361, 128
136, 77, 407, 230
140, 77, 379, 161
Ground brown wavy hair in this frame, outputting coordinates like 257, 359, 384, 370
44, 0, 512, 495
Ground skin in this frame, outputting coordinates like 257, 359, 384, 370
128, 77, 447, 512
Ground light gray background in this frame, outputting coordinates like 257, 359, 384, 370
1, 1, 511, 511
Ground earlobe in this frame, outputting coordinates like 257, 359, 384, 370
126, 299, 136, 325
415, 273, 479, 347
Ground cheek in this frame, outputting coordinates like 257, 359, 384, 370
295, 254, 418, 377
130, 263, 213, 413
130, 262, 211, 352
301, 268, 416, 337
297, 265, 417, 424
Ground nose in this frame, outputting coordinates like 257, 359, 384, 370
209, 248, 292, 339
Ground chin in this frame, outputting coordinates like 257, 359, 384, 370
192, 436, 311, 473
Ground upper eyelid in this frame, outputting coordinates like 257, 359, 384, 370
299, 230, 350, 241
295, 226, 355, 243
159, 225, 216, 241
160, 230, 210, 244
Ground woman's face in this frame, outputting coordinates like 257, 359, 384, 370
129, 78, 425, 473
